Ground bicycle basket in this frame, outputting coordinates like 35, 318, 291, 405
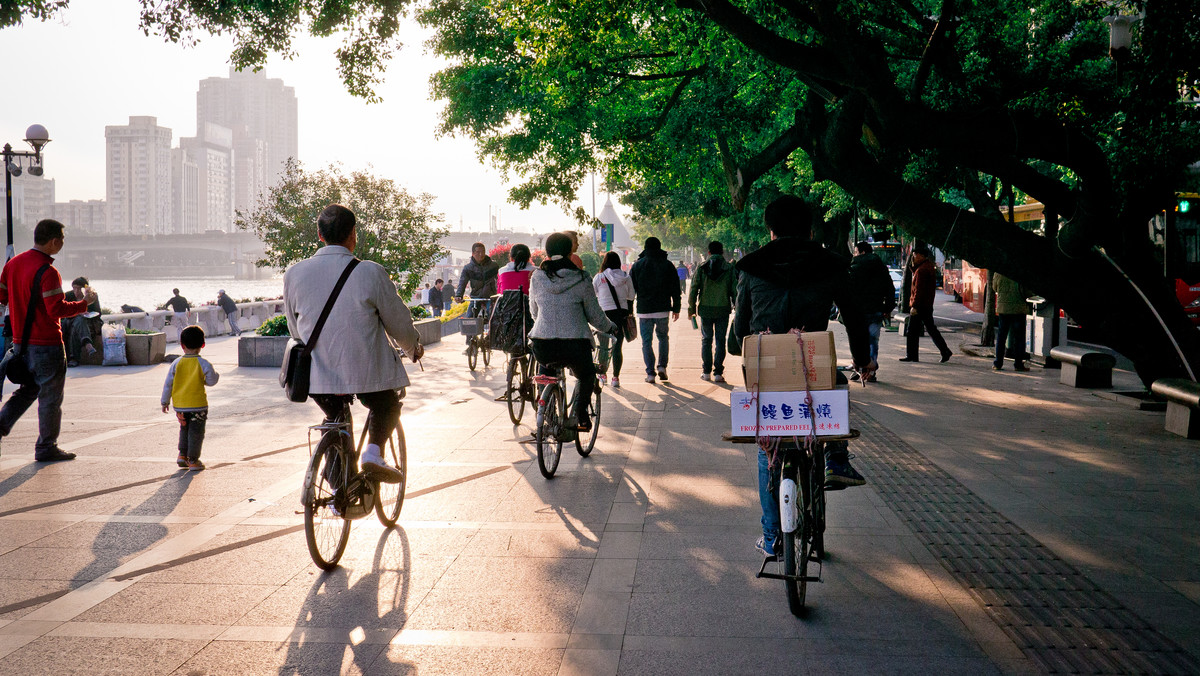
461, 317, 481, 337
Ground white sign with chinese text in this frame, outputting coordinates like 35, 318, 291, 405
729, 387, 850, 437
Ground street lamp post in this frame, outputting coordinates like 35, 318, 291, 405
3, 124, 52, 262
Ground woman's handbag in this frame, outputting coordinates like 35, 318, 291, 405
1, 264, 51, 386
280, 258, 360, 402
603, 276, 637, 342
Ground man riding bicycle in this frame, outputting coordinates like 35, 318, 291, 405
728, 196, 877, 557
283, 204, 423, 483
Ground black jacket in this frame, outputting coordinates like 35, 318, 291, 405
728, 238, 871, 366
630, 248, 681, 314
848, 252, 896, 316
427, 286, 443, 308
456, 256, 499, 299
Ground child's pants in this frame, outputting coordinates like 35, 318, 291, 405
177, 410, 207, 460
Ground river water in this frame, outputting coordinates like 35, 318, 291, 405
80, 278, 285, 313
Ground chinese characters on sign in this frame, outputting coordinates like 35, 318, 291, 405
729, 388, 849, 437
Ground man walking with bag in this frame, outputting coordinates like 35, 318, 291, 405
687, 241, 736, 383
0, 219, 94, 462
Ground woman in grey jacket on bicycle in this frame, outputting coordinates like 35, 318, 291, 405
528, 233, 619, 432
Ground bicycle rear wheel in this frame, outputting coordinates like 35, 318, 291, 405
782, 465, 811, 616
482, 335, 492, 367
304, 434, 351, 570
506, 357, 527, 424
536, 385, 564, 478
810, 455, 826, 561
374, 423, 408, 527
575, 380, 601, 457
467, 339, 478, 371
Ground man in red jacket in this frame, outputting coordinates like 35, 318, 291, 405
0, 219, 93, 461
900, 246, 952, 363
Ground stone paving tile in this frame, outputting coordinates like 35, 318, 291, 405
461, 529, 601, 559
401, 588, 583, 633
0, 579, 76, 621
625, 589, 805, 639
369, 645, 564, 675
73, 582, 279, 625
0, 520, 73, 556
5, 635, 207, 676
138, 525, 311, 586
174, 639, 385, 676
0, 544, 134, 582
431, 555, 594, 594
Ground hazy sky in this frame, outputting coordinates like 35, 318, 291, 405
1, 4, 608, 234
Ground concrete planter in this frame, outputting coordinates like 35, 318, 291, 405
440, 316, 462, 337
415, 318, 442, 345
238, 335, 290, 367
125, 332, 167, 365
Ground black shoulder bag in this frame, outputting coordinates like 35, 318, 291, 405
280, 258, 360, 402
2, 264, 52, 386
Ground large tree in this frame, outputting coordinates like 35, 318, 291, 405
12, 0, 1200, 383
237, 159, 447, 298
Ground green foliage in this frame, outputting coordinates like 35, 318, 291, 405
256, 315, 290, 337
125, 327, 159, 335
410, 304, 431, 319
579, 251, 600, 275
237, 159, 449, 298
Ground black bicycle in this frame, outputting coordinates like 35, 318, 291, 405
533, 362, 601, 478
505, 351, 538, 425
462, 298, 493, 372
302, 391, 408, 570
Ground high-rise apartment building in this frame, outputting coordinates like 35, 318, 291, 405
196, 68, 298, 213
171, 147, 199, 234
105, 116, 173, 235
178, 123, 235, 233
50, 199, 107, 234
9, 173, 56, 231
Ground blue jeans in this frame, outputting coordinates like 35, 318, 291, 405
0, 343, 68, 456
864, 312, 883, 363
758, 440, 850, 546
994, 314, 1027, 367
699, 315, 728, 376
639, 317, 670, 375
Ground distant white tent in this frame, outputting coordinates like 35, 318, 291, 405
596, 196, 637, 250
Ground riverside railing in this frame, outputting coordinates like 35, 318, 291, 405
100, 300, 285, 344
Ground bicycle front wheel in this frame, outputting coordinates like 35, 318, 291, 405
506, 357, 527, 424
374, 423, 408, 527
575, 380, 601, 457
304, 434, 351, 570
467, 339, 478, 371
536, 385, 564, 478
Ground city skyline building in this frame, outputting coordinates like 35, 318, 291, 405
50, 199, 107, 235
196, 68, 298, 214
105, 115, 173, 235
178, 122, 235, 233
171, 146, 199, 235
9, 173, 56, 235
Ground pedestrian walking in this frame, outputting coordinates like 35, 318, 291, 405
428, 279, 445, 317
992, 272, 1031, 371
630, 237, 681, 383
899, 246, 952, 363
0, 219, 95, 462
676, 261, 689, 293
848, 241, 897, 381
216, 289, 241, 336
593, 251, 635, 388
687, 241, 736, 383
161, 325, 219, 471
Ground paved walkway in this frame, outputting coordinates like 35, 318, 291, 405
0, 293, 1197, 675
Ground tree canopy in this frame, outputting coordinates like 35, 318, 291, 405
12, 0, 1200, 382
237, 159, 447, 298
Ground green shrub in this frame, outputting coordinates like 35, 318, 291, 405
410, 304, 431, 319
256, 314, 291, 337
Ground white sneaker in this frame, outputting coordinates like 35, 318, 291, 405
611, 377, 620, 389
361, 444, 403, 484
713, 374, 726, 383
598, 374, 607, 386
700, 374, 711, 382
645, 374, 656, 383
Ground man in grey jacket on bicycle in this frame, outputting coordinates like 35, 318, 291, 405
283, 204, 423, 482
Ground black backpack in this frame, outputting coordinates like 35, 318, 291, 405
488, 288, 533, 354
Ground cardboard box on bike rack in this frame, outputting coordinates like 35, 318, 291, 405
742, 331, 837, 391
729, 386, 850, 437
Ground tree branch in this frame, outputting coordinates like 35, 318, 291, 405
715, 112, 807, 211
630, 73, 697, 141
909, 0, 955, 99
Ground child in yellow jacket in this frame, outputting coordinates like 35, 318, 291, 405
161, 325, 219, 470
